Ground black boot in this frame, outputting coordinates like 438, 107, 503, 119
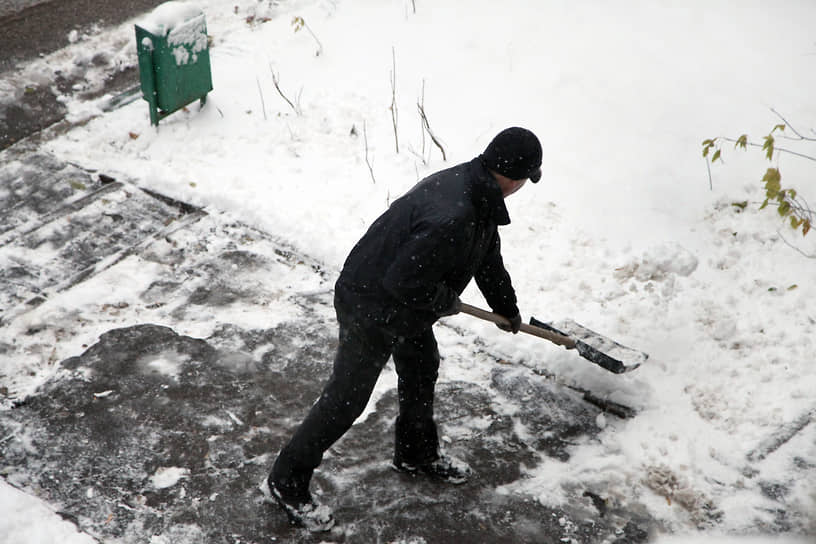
261, 473, 335, 532
392, 452, 472, 484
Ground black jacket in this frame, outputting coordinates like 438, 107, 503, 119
335, 157, 519, 336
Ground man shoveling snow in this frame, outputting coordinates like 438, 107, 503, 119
264, 127, 543, 531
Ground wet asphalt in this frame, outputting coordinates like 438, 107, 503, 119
0, 0, 165, 149
0, 0, 165, 73
0, 149, 652, 543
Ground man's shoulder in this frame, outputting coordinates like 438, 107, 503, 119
416, 159, 484, 196
429, 158, 481, 180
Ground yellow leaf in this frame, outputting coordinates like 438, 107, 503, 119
762, 135, 775, 160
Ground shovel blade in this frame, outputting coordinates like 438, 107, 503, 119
529, 317, 647, 374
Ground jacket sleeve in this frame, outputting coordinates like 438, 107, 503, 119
474, 231, 519, 318
381, 216, 460, 315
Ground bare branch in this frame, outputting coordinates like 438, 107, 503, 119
418, 79, 427, 164
770, 108, 816, 142
786, 189, 814, 218
417, 100, 446, 161
303, 20, 323, 56
292, 16, 323, 56
705, 157, 713, 191
405, 144, 426, 165
390, 48, 399, 154
363, 121, 376, 184
256, 76, 267, 120
719, 136, 816, 162
777, 230, 816, 258
270, 67, 302, 116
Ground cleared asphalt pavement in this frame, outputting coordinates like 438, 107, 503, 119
0, 152, 652, 542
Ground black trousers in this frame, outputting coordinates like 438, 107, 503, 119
272, 298, 441, 496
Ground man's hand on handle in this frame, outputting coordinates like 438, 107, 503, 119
496, 312, 521, 334
440, 298, 521, 335
439, 296, 462, 317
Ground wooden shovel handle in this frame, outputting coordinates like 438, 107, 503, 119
459, 303, 576, 349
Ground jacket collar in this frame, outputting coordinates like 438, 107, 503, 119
469, 157, 511, 225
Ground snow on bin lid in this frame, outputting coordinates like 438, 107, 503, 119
139, 1, 204, 36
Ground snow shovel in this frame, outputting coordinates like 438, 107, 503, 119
459, 303, 647, 374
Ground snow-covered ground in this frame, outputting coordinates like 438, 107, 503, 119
2, 0, 815, 542
0, 479, 96, 544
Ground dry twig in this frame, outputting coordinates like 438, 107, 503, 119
418, 80, 427, 163
363, 121, 376, 184
292, 16, 323, 56
256, 76, 267, 120
270, 67, 302, 116
770, 108, 816, 142
417, 98, 446, 161
390, 48, 399, 154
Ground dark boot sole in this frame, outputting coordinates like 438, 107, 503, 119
260, 477, 336, 532
391, 461, 469, 485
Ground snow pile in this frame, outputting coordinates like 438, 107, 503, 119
138, 1, 204, 37
136, 1, 208, 66
615, 242, 699, 282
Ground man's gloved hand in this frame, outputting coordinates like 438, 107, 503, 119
496, 312, 522, 334
439, 296, 462, 317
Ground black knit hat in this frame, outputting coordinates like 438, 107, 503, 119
480, 127, 542, 183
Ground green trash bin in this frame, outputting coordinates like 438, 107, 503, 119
135, 2, 213, 126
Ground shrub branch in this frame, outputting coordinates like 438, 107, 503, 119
270, 68, 302, 116
363, 121, 376, 184
702, 109, 814, 240
417, 100, 446, 161
390, 48, 399, 154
